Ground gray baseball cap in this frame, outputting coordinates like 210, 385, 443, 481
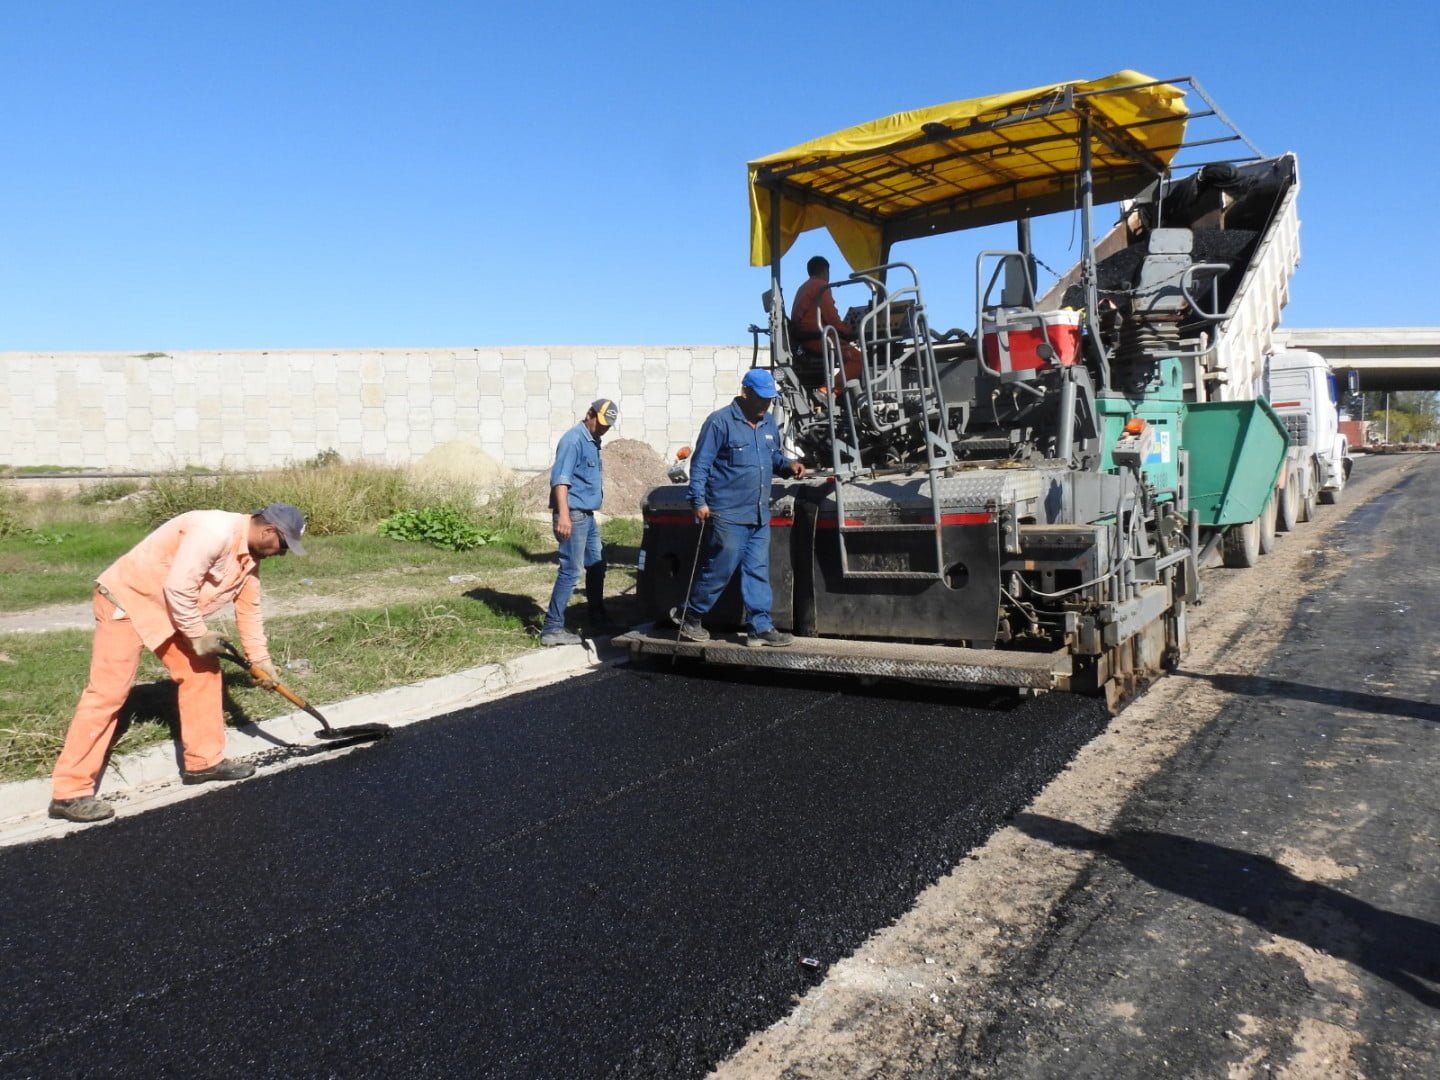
590, 398, 619, 428
255, 503, 308, 555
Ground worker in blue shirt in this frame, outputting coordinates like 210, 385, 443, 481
540, 399, 620, 646
672, 368, 806, 646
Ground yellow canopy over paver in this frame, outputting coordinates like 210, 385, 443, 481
749, 71, 1190, 270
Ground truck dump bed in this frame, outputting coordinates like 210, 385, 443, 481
1039, 153, 1300, 404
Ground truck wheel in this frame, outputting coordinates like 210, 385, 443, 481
1318, 459, 1344, 505
1276, 470, 1300, 532
1297, 462, 1318, 523
1222, 517, 1261, 568
1258, 493, 1279, 554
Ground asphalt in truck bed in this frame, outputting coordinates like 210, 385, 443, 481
0, 662, 1107, 1077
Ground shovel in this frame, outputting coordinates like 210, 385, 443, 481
217, 639, 392, 742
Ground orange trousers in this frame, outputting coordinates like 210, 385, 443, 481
802, 342, 864, 393
51, 591, 226, 799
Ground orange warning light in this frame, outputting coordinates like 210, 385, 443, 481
676, 446, 691, 460
1123, 417, 1147, 435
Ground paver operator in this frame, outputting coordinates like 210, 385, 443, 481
791, 254, 863, 389
540, 398, 621, 646
672, 368, 805, 647
48, 504, 307, 824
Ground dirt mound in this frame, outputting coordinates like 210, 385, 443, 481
519, 438, 674, 516
411, 441, 512, 500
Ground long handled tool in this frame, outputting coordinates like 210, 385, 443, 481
672, 518, 708, 663
217, 640, 392, 742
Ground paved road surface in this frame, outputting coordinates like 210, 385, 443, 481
0, 665, 1106, 1077
961, 458, 1440, 1077
4, 456, 1434, 1079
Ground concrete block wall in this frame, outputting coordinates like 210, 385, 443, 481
0, 346, 754, 473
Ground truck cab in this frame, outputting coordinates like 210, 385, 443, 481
1268, 349, 1351, 507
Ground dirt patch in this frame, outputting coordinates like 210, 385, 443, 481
518, 438, 673, 517
1275, 847, 1360, 883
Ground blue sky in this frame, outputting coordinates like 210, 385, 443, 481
3, 0, 1437, 351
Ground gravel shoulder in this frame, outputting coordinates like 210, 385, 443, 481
710, 453, 1435, 1079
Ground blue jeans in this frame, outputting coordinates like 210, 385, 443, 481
685, 517, 775, 634
542, 511, 602, 634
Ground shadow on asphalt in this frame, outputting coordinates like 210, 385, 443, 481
1175, 670, 1440, 724
1013, 813, 1440, 1009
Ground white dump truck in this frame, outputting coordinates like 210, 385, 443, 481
1268, 349, 1351, 515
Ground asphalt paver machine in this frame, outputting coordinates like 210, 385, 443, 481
623, 71, 1292, 708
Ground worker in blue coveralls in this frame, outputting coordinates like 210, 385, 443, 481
671, 368, 806, 646
540, 398, 621, 646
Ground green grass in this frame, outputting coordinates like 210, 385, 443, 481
0, 519, 151, 609
0, 628, 137, 781
601, 516, 643, 548
0, 597, 536, 783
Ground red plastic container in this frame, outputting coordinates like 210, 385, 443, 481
982, 309, 1081, 372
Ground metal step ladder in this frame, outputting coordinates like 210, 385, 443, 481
826, 262, 956, 581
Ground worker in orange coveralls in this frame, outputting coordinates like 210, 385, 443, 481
48, 504, 307, 824
790, 255, 864, 389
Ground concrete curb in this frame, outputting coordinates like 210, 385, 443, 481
0, 637, 622, 848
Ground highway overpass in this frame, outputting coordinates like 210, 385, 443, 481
1275, 327, 1440, 391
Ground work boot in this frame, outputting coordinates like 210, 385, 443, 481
669, 607, 710, 642
539, 628, 583, 647
182, 759, 256, 785
48, 796, 115, 823
746, 629, 794, 648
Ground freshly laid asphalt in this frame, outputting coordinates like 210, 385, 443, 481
965, 459, 1440, 1077
0, 660, 1107, 1077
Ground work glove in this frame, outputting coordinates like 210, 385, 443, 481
251, 661, 280, 690
188, 632, 228, 657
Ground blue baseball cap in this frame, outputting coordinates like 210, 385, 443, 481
741, 368, 779, 398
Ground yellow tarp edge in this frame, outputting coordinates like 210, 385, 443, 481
749, 70, 1187, 269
